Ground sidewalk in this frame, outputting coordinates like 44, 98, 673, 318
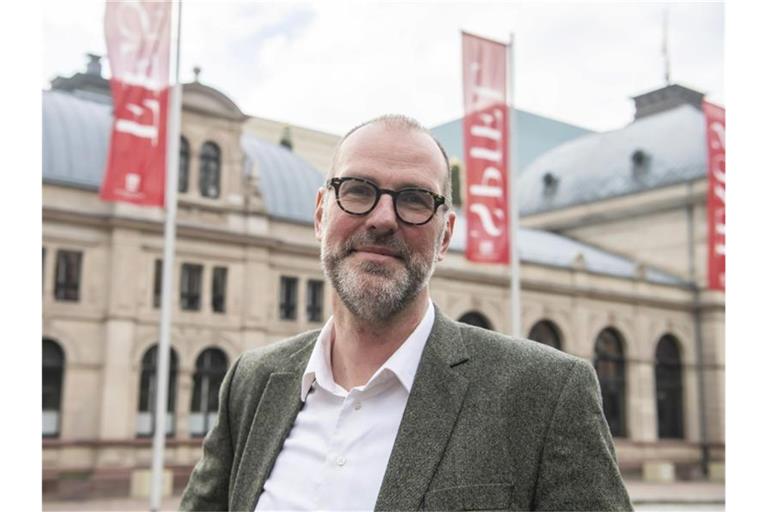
625, 479, 725, 504
43, 480, 725, 511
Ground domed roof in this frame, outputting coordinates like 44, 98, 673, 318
518, 104, 706, 215
42, 90, 112, 188
241, 134, 324, 223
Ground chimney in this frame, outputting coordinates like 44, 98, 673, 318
631, 83, 705, 121
86, 53, 102, 77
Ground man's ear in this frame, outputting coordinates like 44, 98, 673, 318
314, 187, 325, 241
435, 210, 456, 262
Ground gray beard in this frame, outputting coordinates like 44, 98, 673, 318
321, 229, 438, 324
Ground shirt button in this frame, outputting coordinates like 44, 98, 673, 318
353, 402, 362, 411
336, 455, 347, 467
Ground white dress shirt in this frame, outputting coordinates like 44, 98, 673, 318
254, 301, 435, 511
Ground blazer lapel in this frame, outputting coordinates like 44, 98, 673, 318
231, 341, 314, 512
375, 309, 470, 511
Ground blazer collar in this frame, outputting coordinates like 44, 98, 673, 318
375, 306, 470, 510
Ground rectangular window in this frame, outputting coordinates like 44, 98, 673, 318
212, 266, 227, 313
180, 263, 203, 311
54, 250, 82, 302
306, 279, 324, 322
153, 259, 163, 308
279, 276, 298, 320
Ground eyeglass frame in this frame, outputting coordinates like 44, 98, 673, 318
325, 176, 447, 226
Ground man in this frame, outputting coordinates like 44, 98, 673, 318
180, 115, 633, 511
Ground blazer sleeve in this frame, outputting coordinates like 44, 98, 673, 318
179, 355, 242, 511
532, 359, 634, 511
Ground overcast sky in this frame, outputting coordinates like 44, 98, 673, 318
42, 1, 723, 135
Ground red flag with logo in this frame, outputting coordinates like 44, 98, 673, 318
703, 100, 725, 291
100, 1, 172, 206
462, 33, 510, 263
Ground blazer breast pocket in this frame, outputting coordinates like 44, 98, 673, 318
423, 483, 515, 511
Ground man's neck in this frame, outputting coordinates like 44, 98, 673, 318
329, 292, 430, 391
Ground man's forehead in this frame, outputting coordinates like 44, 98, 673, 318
336, 122, 445, 172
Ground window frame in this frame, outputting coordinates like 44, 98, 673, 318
279, 276, 298, 320
43, 338, 65, 438
655, 334, 685, 439
136, 345, 178, 438
153, 259, 163, 309
178, 136, 190, 193
190, 348, 228, 437
199, 141, 221, 199
180, 263, 203, 311
211, 266, 227, 313
593, 327, 627, 438
528, 319, 562, 351
306, 279, 324, 322
54, 249, 82, 302
457, 311, 493, 330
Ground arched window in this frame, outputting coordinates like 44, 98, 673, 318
136, 345, 178, 437
655, 334, 684, 439
43, 338, 65, 438
528, 320, 562, 350
458, 311, 493, 330
199, 141, 221, 198
178, 136, 190, 193
190, 348, 229, 437
593, 328, 626, 437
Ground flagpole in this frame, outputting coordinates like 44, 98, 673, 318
507, 33, 521, 338
150, 1, 182, 510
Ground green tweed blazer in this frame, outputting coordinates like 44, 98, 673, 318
180, 308, 633, 511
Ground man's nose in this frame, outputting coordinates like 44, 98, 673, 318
364, 193, 398, 232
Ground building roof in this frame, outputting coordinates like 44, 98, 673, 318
449, 208, 682, 285
242, 134, 324, 223
431, 110, 593, 173
42, 90, 112, 188
41, 88, 684, 286
517, 104, 706, 215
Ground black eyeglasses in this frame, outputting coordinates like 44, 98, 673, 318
326, 177, 446, 226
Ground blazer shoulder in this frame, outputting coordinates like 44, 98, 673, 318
455, 321, 588, 384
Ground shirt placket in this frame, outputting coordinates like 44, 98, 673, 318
309, 386, 353, 510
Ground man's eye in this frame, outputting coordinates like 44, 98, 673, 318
399, 191, 432, 208
346, 184, 373, 196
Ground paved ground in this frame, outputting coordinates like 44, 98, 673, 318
43, 479, 725, 511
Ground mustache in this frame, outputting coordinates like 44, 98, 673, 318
341, 231, 410, 260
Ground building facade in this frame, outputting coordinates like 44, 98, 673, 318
42, 59, 723, 498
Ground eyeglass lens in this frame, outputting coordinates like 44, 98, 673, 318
337, 179, 435, 224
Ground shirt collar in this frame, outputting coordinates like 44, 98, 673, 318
300, 300, 435, 401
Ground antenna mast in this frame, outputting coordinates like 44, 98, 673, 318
662, 6, 671, 85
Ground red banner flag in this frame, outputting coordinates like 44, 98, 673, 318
462, 33, 510, 263
703, 100, 725, 291
100, 1, 172, 206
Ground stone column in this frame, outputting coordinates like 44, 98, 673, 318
629, 360, 657, 442
175, 367, 193, 440
98, 228, 142, 443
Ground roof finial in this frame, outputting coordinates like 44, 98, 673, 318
193, 65, 202, 82
280, 126, 293, 150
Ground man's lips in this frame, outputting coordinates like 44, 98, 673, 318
351, 246, 403, 259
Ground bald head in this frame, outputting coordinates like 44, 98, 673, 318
328, 115, 453, 209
